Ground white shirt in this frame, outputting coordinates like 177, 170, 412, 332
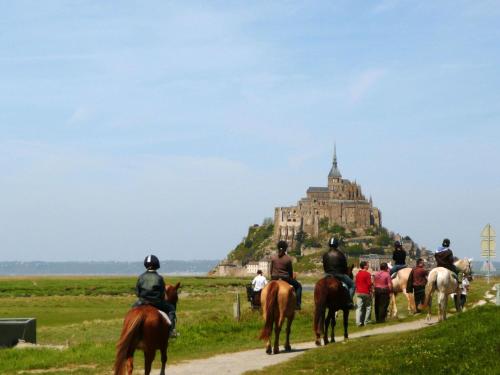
252, 275, 267, 291
461, 277, 470, 295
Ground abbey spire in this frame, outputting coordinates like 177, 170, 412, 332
328, 143, 342, 179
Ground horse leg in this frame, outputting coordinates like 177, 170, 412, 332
343, 309, 349, 340
330, 310, 337, 343
273, 314, 281, 354
159, 345, 167, 375
324, 309, 331, 345
284, 317, 292, 352
403, 289, 417, 314
144, 348, 156, 375
126, 355, 134, 375
438, 292, 446, 322
390, 293, 398, 318
265, 337, 272, 355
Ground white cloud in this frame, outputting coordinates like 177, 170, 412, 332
67, 106, 93, 126
348, 69, 386, 104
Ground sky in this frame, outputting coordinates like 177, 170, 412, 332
1, 1, 499, 261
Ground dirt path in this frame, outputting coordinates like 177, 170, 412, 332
155, 317, 438, 375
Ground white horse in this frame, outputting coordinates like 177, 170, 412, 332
421, 258, 472, 322
389, 267, 416, 318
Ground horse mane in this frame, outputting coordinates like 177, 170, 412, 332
165, 282, 181, 304
260, 281, 279, 340
114, 309, 146, 375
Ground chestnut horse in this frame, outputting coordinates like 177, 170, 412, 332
259, 280, 296, 354
313, 265, 353, 346
114, 282, 180, 375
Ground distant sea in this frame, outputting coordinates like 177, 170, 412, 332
0, 260, 497, 276
0, 260, 219, 276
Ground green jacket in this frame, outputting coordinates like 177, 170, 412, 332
136, 270, 165, 304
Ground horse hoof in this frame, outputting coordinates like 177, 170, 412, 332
266, 347, 272, 355
284, 345, 292, 352
273, 348, 280, 355
315, 340, 322, 346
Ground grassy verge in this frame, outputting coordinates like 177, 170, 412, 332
0, 276, 496, 374
246, 304, 500, 375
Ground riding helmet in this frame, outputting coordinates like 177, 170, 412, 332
277, 240, 288, 251
442, 238, 451, 248
144, 254, 160, 270
394, 241, 402, 249
328, 237, 339, 249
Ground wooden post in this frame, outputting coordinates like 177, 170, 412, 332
233, 293, 241, 321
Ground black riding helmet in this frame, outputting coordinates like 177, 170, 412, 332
277, 240, 288, 251
328, 237, 339, 249
144, 254, 160, 270
442, 238, 451, 248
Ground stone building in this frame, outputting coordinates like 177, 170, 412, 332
274, 146, 382, 244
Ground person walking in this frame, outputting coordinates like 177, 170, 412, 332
270, 241, 302, 309
374, 262, 392, 323
252, 269, 267, 292
355, 261, 372, 326
454, 276, 471, 311
412, 258, 428, 312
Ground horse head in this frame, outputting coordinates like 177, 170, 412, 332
165, 282, 181, 305
455, 258, 473, 277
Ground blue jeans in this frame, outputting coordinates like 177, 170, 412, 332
390, 264, 406, 276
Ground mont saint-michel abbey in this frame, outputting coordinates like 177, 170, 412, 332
274, 147, 382, 242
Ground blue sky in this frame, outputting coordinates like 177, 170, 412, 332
1, 1, 499, 261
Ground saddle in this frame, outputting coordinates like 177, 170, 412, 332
133, 300, 172, 325
390, 266, 410, 279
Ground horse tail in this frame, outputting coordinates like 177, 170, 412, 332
260, 281, 279, 340
114, 309, 146, 375
422, 271, 437, 308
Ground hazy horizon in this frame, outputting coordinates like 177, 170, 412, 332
1, 2, 499, 262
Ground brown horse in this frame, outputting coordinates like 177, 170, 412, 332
313, 266, 353, 346
259, 280, 296, 354
114, 282, 180, 375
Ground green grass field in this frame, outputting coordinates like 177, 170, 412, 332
246, 304, 500, 375
0, 276, 496, 374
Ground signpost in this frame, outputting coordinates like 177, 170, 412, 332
481, 224, 496, 284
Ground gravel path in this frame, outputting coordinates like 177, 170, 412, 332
155, 317, 437, 375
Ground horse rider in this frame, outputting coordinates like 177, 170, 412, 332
322, 237, 355, 309
134, 254, 178, 337
251, 269, 267, 306
434, 238, 459, 278
390, 241, 407, 277
270, 240, 302, 310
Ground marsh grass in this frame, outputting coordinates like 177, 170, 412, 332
246, 304, 500, 375
0, 276, 496, 374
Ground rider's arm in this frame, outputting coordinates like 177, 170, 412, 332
135, 277, 142, 297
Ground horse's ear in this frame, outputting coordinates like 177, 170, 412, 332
175, 281, 181, 289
